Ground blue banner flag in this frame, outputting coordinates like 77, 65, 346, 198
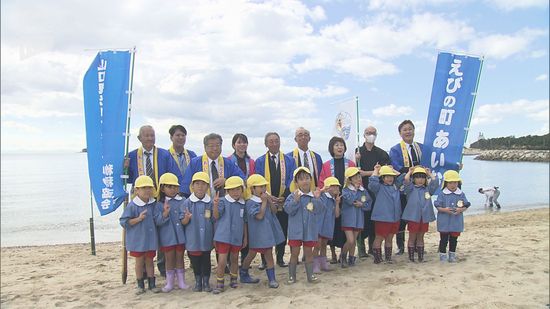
421, 52, 483, 178
83, 51, 131, 216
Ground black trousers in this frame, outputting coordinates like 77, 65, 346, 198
439, 233, 458, 253
188, 251, 212, 277
275, 210, 288, 262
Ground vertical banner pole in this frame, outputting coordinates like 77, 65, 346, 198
121, 46, 136, 285
355, 96, 361, 168
89, 184, 96, 255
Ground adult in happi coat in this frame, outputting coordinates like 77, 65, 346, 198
287, 127, 323, 190
255, 132, 296, 268
181, 133, 245, 198
167, 125, 197, 189
125, 125, 180, 277
389, 120, 426, 255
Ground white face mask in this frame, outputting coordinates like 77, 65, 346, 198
366, 134, 376, 144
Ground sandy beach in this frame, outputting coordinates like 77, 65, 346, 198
1, 208, 548, 308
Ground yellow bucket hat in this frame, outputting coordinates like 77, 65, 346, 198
135, 175, 154, 188
159, 173, 179, 186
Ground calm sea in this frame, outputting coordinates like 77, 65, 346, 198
1, 153, 548, 247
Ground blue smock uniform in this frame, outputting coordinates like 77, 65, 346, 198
214, 196, 246, 246
368, 176, 403, 223
155, 195, 186, 247
284, 191, 324, 242
120, 197, 160, 252
180, 193, 214, 252
341, 186, 371, 229
435, 188, 471, 232
245, 196, 285, 248
317, 193, 337, 239
401, 177, 439, 223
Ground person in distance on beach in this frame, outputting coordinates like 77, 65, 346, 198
478, 187, 501, 209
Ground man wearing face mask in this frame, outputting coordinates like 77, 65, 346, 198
355, 126, 390, 258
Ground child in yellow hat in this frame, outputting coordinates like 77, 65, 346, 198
435, 170, 471, 263
240, 174, 284, 288
368, 164, 402, 264
180, 172, 214, 292
313, 176, 341, 273
212, 176, 247, 294
284, 167, 323, 284
119, 175, 161, 294
156, 173, 188, 292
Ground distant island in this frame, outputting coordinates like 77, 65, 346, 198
81, 148, 87, 153
465, 133, 549, 162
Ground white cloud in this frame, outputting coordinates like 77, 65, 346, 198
469, 28, 547, 59
484, 0, 549, 11
535, 74, 548, 81
367, 0, 455, 11
372, 104, 414, 117
472, 99, 549, 125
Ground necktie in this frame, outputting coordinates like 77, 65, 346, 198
211, 160, 224, 196
271, 155, 278, 169
177, 153, 186, 174
303, 152, 310, 169
145, 152, 155, 186
410, 144, 419, 166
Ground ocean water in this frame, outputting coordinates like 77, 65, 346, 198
1, 153, 548, 247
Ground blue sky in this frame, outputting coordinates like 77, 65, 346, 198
1, 0, 548, 160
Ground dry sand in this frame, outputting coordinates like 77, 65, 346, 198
1, 208, 548, 308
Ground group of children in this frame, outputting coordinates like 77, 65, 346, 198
120, 165, 470, 295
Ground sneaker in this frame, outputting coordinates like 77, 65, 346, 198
448, 252, 457, 263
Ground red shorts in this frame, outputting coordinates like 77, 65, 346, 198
375, 221, 400, 237
215, 242, 241, 254
288, 240, 318, 247
187, 251, 209, 256
441, 232, 461, 237
129, 250, 156, 258
341, 227, 363, 232
160, 244, 185, 252
318, 235, 331, 241
407, 221, 429, 233
250, 247, 271, 254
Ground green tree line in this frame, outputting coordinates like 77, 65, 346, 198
470, 133, 550, 150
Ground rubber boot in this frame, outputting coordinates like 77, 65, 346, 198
448, 251, 457, 263
212, 277, 224, 294
202, 275, 212, 292
439, 252, 447, 262
417, 246, 425, 262
373, 248, 383, 264
320, 256, 332, 272
135, 278, 146, 295
384, 247, 393, 264
287, 263, 297, 284
396, 232, 405, 255
305, 262, 319, 283
312, 256, 321, 274
175, 268, 189, 289
193, 274, 203, 292
266, 267, 279, 288
340, 252, 348, 268
408, 247, 415, 262
147, 277, 161, 293
348, 255, 357, 266
239, 267, 260, 284
357, 239, 368, 258
229, 273, 238, 288
162, 270, 175, 292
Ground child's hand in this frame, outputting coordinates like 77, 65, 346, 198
374, 163, 381, 171
353, 200, 363, 208
407, 167, 413, 175
138, 209, 147, 221
163, 200, 170, 217
293, 190, 301, 202
313, 188, 321, 199
335, 193, 341, 205
184, 208, 192, 220
261, 192, 269, 203
213, 191, 220, 208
